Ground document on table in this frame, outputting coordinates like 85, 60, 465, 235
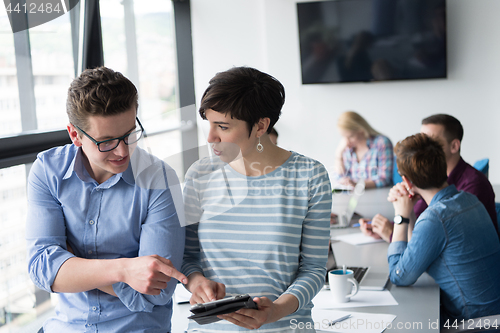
332, 232, 384, 245
312, 309, 397, 333
313, 289, 398, 309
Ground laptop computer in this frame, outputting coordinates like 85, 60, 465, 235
325, 243, 390, 291
331, 180, 364, 228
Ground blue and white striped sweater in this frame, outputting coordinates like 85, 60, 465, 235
182, 152, 332, 332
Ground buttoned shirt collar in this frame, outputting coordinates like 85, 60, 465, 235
62, 146, 135, 187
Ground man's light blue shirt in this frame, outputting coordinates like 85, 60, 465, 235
26, 144, 185, 333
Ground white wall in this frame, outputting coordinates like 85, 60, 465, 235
191, 0, 500, 184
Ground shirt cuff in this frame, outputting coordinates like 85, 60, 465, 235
113, 282, 155, 313
29, 249, 75, 293
387, 241, 408, 257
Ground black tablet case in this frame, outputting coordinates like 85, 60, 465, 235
188, 294, 258, 325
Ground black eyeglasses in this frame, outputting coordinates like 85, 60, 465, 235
73, 117, 144, 152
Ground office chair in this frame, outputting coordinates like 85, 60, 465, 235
496, 203, 500, 228
392, 159, 402, 184
473, 158, 489, 178
440, 314, 500, 332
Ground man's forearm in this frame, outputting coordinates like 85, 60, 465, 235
51, 257, 125, 293
392, 224, 408, 243
407, 211, 416, 241
98, 285, 118, 297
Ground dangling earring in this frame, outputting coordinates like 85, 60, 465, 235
256, 137, 264, 153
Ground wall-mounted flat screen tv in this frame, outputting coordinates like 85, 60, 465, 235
297, 0, 447, 84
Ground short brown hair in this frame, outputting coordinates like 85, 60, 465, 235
421, 114, 463, 143
394, 133, 447, 189
199, 67, 285, 136
67, 67, 138, 131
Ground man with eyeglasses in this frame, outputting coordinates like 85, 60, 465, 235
26, 67, 186, 333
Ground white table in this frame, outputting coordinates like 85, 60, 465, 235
171, 186, 440, 332
333, 184, 500, 220
172, 300, 190, 333
330, 227, 440, 332
331, 187, 394, 219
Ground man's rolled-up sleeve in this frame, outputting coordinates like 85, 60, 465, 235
26, 157, 75, 292
113, 168, 185, 312
387, 215, 446, 286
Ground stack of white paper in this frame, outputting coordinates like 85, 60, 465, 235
312, 309, 397, 333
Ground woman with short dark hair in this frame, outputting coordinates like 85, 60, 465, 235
181, 67, 332, 332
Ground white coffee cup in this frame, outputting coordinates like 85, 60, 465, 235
328, 269, 359, 303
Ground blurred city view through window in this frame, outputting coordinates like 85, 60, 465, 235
101, 0, 183, 175
0, 1, 181, 331
0, 6, 21, 137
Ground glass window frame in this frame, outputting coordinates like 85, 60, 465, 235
0, 0, 198, 171
0, 0, 198, 331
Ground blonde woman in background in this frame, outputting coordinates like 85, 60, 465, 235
334, 111, 393, 189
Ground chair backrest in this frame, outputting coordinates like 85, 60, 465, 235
473, 158, 489, 178
393, 157, 402, 184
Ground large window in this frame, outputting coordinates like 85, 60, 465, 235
0, 4, 73, 331
0, 164, 54, 332
101, 0, 183, 175
0, 8, 21, 137
30, 14, 75, 131
0, 1, 195, 331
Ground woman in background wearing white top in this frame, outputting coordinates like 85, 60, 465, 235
182, 67, 332, 332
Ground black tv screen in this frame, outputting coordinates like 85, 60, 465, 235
297, 0, 447, 84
